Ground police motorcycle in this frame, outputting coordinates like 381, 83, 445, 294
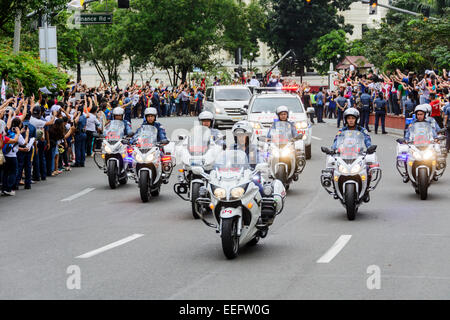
259, 121, 306, 190
94, 120, 133, 189
174, 125, 223, 219
131, 126, 173, 202
194, 150, 286, 259
320, 131, 381, 220
396, 121, 445, 200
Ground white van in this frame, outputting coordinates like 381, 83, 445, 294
204, 85, 252, 129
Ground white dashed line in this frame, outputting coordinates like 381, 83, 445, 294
317, 235, 352, 263
76, 234, 144, 259
61, 188, 95, 202
312, 136, 323, 141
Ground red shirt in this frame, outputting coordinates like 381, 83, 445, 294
430, 100, 441, 117
0, 134, 10, 148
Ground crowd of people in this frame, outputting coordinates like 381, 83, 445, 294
1, 68, 449, 197
0, 79, 207, 197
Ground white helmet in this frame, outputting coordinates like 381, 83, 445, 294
414, 104, 428, 116
113, 107, 124, 116
343, 107, 360, 125
276, 105, 289, 117
144, 107, 158, 117
198, 111, 214, 127
423, 103, 432, 115
232, 121, 253, 137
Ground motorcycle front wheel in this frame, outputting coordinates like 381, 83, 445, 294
418, 168, 428, 200
221, 218, 239, 260
107, 161, 119, 189
191, 182, 201, 219
139, 171, 151, 203
345, 183, 357, 221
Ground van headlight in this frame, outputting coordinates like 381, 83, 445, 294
214, 188, 226, 199
215, 107, 222, 114
231, 187, 245, 199
250, 122, 262, 129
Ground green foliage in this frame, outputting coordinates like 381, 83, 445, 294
262, 0, 356, 75
315, 29, 349, 75
0, 44, 68, 96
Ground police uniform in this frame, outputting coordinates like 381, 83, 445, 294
359, 93, 372, 130
133, 120, 167, 143
332, 126, 372, 150
267, 120, 299, 139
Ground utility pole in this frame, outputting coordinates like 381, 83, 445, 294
13, 8, 22, 53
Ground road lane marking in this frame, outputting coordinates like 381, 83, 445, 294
76, 234, 144, 259
317, 235, 352, 264
61, 188, 95, 202
312, 136, 323, 141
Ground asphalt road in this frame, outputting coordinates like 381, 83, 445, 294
1, 116, 449, 299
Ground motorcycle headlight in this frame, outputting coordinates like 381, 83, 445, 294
135, 153, 144, 163
413, 151, 422, 160
145, 152, 155, 163
281, 146, 293, 157
104, 144, 113, 153
423, 149, 434, 160
213, 187, 226, 199
231, 187, 245, 199
295, 121, 308, 129
351, 163, 362, 174
338, 165, 349, 174
271, 147, 280, 158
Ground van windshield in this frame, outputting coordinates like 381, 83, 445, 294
215, 88, 251, 101
251, 97, 304, 113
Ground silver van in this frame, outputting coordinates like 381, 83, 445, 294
204, 85, 252, 129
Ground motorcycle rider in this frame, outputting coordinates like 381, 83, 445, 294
111, 107, 133, 137
267, 106, 303, 175
405, 105, 438, 142
332, 108, 372, 150
198, 111, 225, 147
133, 107, 168, 143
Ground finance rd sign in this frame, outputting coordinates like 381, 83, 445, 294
75, 13, 113, 25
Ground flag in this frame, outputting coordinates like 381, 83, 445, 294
1, 79, 6, 102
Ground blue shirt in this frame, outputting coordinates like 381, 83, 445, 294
360, 93, 372, 108
267, 120, 299, 139
374, 98, 387, 113
332, 126, 372, 150
328, 97, 337, 109
76, 115, 87, 133
23, 120, 36, 139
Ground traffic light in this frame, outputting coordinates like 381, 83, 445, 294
305, 0, 312, 7
369, 0, 377, 15
118, 0, 129, 8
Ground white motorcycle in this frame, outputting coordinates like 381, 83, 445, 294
131, 126, 173, 203
320, 131, 381, 220
174, 126, 223, 219
396, 122, 446, 200
94, 120, 133, 189
261, 121, 306, 190
194, 150, 286, 259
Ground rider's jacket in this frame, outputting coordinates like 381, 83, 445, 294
332, 126, 372, 150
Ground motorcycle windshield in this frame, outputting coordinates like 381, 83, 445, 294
270, 122, 293, 147
104, 120, 125, 142
188, 126, 211, 156
214, 150, 250, 176
135, 126, 158, 149
335, 131, 366, 161
408, 122, 434, 147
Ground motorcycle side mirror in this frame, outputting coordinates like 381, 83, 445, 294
366, 145, 377, 154
321, 146, 331, 154
240, 108, 248, 115
396, 138, 406, 144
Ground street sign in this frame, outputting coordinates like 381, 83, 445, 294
74, 13, 113, 25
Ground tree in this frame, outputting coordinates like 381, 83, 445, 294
262, 0, 355, 76
315, 29, 349, 75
